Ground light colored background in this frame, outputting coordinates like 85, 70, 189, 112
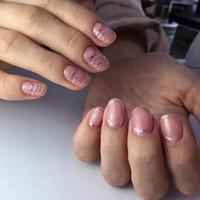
0, 68, 200, 200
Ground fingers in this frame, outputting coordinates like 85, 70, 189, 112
100, 99, 131, 187
0, 2, 110, 73
128, 107, 168, 200
73, 107, 104, 162
0, 28, 91, 90
160, 114, 200, 195
0, 70, 47, 101
3, 0, 116, 47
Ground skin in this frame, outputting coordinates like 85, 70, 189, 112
0, 1, 116, 100
73, 30, 200, 199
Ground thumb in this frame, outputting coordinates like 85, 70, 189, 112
183, 71, 200, 121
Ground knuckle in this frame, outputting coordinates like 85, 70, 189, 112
77, 152, 97, 163
103, 171, 130, 187
73, 136, 98, 163
39, 0, 57, 8
180, 183, 200, 195
25, 6, 46, 30
0, 30, 23, 55
72, 6, 88, 26
40, 54, 66, 81
63, 30, 83, 52
0, 73, 13, 100
137, 183, 168, 200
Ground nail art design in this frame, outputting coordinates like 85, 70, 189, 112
84, 47, 109, 71
22, 81, 46, 97
93, 22, 116, 44
106, 99, 124, 128
88, 108, 104, 128
64, 65, 91, 88
131, 107, 154, 136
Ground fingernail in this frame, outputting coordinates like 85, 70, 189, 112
64, 65, 91, 88
131, 107, 154, 136
160, 114, 183, 144
22, 81, 46, 97
84, 46, 109, 71
106, 99, 124, 128
88, 107, 104, 128
93, 22, 116, 44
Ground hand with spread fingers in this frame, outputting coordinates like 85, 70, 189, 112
0, 0, 116, 100
73, 33, 200, 199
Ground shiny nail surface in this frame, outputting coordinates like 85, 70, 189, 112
93, 22, 116, 44
64, 65, 91, 88
84, 47, 109, 71
22, 81, 46, 97
88, 108, 104, 128
106, 99, 124, 128
131, 107, 154, 136
160, 114, 183, 144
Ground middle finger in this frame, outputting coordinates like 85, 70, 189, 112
128, 107, 168, 200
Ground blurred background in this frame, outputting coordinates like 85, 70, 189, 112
142, 0, 200, 61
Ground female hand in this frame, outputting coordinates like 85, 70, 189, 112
73, 53, 200, 199
0, 0, 116, 100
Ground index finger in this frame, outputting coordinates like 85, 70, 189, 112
4, 0, 116, 47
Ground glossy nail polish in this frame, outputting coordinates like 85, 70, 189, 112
106, 99, 124, 128
84, 47, 109, 71
160, 114, 183, 144
88, 108, 104, 128
22, 81, 46, 97
131, 107, 154, 136
93, 22, 116, 44
64, 65, 91, 88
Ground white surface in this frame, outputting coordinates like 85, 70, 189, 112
0, 68, 200, 200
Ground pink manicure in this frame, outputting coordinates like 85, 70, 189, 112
160, 114, 183, 144
64, 65, 91, 88
84, 47, 109, 71
22, 81, 46, 97
106, 99, 124, 128
93, 22, 116, 44
131, 107, 154, 136
88, 108, 104, 128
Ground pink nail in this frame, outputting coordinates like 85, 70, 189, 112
22, 81, 46, 97
131, 107, 154, 136
93, 22, 116, 44
88, 108, 104, 128
160, 114, 183, 144
64, 65, 91, 88
84, 47, 109, 71
106, 99, 124, 128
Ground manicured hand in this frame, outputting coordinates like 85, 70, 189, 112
0, 0, 116, 100
73, 53, 200, 199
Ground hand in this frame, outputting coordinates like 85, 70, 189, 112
0, 0, 116, 100
73, 52, 200, 199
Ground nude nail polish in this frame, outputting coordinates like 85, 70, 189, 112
93, 22, 116, 44
84, 47, 109, 71
131, 107, 154, 136
22, 81, 46, 97
88, 108, 104, 128
160, 114, 183, 144
64, 65, 91, 88
106, 99, 124, 128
